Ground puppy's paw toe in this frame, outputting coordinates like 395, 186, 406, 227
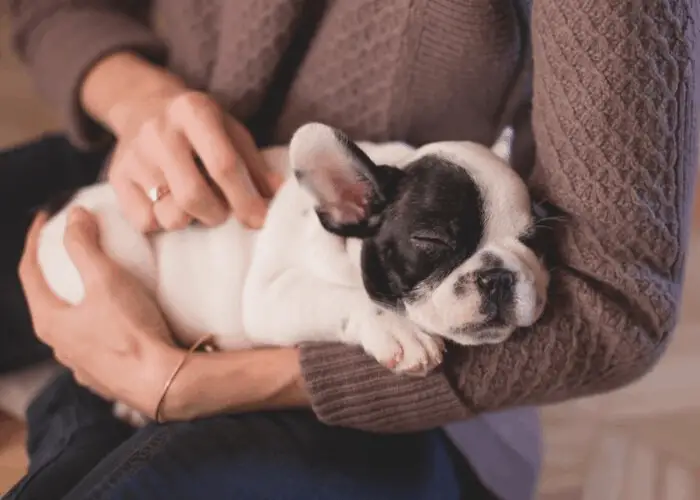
393, 332, 444, 377
362, 334, 404, 369
350, 305, 444, 376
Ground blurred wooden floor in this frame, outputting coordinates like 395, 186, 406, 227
1, 14, 700, 500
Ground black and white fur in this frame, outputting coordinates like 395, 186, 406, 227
33, 123, 549, 424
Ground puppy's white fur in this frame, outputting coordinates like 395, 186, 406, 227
9, 124, 545, 425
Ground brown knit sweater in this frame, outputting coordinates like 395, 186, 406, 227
10, 0, 699, 433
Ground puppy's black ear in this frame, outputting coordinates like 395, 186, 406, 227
290, 123, 402, 238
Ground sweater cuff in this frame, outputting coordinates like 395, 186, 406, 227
300, 343, 469, 433
21, 8, 168, 149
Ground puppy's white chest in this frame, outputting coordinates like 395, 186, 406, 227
154, 219, 257, 349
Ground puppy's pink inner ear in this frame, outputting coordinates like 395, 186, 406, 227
320, 173, 371, 224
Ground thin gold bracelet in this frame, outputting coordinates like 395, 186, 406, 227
154, 334, 216, 424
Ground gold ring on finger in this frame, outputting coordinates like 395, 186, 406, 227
147, 185, 171, 204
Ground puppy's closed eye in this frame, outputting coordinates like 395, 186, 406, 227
410, 230, 454, 250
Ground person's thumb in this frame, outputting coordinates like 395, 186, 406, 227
63, 207, 112, 289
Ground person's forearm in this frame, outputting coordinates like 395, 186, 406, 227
80, 52, 185, 137
161, 347, 310, 421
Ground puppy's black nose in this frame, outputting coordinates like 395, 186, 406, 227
476, 268, 515, 301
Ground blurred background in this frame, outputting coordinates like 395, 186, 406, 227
1, 13, 699, 500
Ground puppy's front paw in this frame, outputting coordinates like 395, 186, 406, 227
113, 402, 150, 428
345, 306, 445, 376
393, 330, 445, 377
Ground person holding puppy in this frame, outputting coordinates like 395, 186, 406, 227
2, 1, 697, 499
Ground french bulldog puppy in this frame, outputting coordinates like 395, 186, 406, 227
36, 122, 550, 425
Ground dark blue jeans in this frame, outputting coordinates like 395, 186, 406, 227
1, 136, 496, 500
5, 372, 495, 500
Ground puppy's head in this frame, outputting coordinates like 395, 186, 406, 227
290, 123, 550, 346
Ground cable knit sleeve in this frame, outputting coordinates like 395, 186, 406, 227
299, 0, 699, 432
10, 0, 167, 148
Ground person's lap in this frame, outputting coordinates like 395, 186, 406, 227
6, 371, 490, 500
69, 406, 466, 500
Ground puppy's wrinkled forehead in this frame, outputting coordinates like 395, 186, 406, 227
387, 155, 484, 255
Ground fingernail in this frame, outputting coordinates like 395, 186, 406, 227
68, 207, 96, 234
251, 213, 265, 228
68, 207, 87, 225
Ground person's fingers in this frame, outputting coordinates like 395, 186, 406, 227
153, 195, 192, 231
126, 150, 192, 231
18, 212, 69, 316
72, 370, 90, 388
224, 116, 284, 200
108, 147, 162, 233
62, 207, 114, 292
140, 120, 228, 226
19, 211, 47, 275
111, 178, 160, 233
171, 95, 268, 228
258, 169, 285, 200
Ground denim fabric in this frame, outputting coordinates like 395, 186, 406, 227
5, 372, 134, 500
5, 372, 495, 500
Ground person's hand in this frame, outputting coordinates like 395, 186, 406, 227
105, 81, 283, 232
18, 208, 183, 417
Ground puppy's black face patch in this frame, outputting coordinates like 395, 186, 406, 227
360, 156, 484, 309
